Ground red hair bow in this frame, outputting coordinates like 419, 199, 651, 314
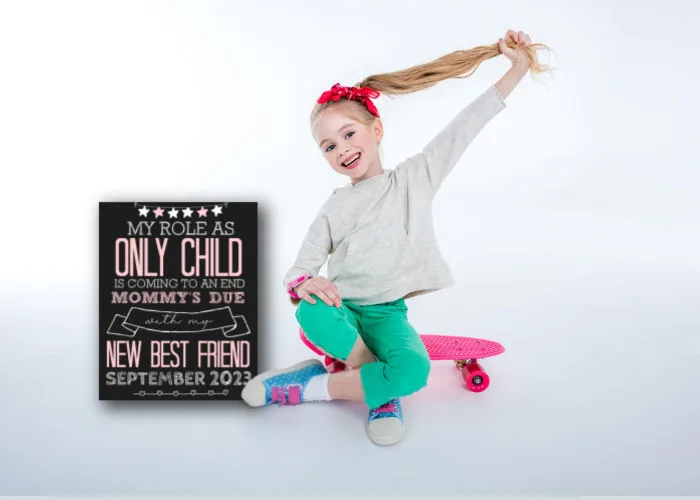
317, 83, 381, 117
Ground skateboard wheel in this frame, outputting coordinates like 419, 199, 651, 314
461, 361, 490, 392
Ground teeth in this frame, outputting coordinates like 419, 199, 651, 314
343, 153, 360, 167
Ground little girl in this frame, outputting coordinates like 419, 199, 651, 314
243, 30, 552, 446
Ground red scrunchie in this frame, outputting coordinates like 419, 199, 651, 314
317, 83, 380, 117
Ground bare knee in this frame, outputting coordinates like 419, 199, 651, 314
345, 336, 375, 367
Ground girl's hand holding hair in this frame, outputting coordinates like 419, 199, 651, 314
498, 29, 533, 67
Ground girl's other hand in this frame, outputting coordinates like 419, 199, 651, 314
295, 277, 342, 307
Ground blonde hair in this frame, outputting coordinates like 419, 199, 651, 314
311, 37, 554, 126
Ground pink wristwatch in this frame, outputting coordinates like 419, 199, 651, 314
287, 273, 311, 299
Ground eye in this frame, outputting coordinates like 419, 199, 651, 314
323, 131, 355, 153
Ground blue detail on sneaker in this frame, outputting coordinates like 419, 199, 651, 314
368, 398, 403, 422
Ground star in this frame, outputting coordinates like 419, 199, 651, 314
153, 207, 164, 218
212, 205, 223, 217
168, 208, 179, 219
197, 206, 208, 217
182, 207, 194, 218
138, 205, 150, 217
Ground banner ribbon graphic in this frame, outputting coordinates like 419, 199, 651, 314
106, 306, 250, 338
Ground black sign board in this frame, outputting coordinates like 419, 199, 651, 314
99, 202, 257, 400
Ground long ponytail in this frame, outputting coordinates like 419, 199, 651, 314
311, 37, 554, 123
355, 40, 553, 95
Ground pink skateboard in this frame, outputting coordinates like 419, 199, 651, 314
299, 329, 505, 392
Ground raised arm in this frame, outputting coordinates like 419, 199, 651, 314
494, 60, 529, 100
402, 60, 530, 196
403, 84, 506, 196
496, 30, 534, 99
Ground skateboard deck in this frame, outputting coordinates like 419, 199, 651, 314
299, 329, 504, 393
421, 334, 504, 392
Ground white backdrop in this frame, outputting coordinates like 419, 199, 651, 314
1, 0, 698, 495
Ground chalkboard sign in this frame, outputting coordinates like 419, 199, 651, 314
99, 202, 257, 400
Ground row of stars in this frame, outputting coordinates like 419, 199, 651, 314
138, 205, 224, 218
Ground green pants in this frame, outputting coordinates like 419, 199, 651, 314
295, 298, 431, 409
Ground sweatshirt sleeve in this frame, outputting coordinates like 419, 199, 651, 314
282, 212, 332, 291
404, 85, 507, 196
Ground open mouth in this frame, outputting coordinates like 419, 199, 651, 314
341, 153, 361, 169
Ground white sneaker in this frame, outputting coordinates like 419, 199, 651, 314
366, 398, 404, 446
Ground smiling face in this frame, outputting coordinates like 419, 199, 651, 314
311, 102, 384, 184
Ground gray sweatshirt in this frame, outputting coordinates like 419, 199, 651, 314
283, 85, 507, 305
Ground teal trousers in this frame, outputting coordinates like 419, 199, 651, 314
295, 298, 431, 409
